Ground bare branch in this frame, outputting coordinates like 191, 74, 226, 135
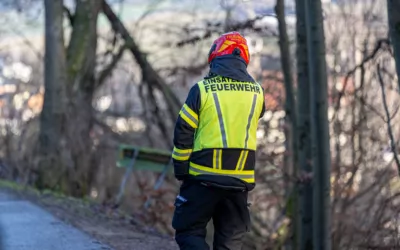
101, 0, 181, 123
63, 5, 74, 26
92, 117, 130, 143
95, 109, 140, 118
175, 15, 278, 47
377, 64, 400, 176
96, 44, 127, 88
356, 96, 386, 121
7, 28, 43, 61
134, 0, 168, 28
157, 62, 208, 77
334, 38, 390, 112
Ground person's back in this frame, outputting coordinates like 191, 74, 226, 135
171, 31, 265, 250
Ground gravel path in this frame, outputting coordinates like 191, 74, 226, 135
0, 191, 112, 250
0, 187, 179, 250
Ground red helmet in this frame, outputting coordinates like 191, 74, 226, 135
208, 31, 250, 65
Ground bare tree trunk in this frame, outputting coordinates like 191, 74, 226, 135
37, 0, 102, 197
275, 0, 299, 249
305, 0, 332, 249
64, 0, 102, 196
387, 0, 400, 91
295, 0, 313, 249
37, 0, 67, 190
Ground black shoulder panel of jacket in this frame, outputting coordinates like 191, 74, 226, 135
173, 83, 201, 148
172, 83, 201, 180
186, 84, 201, 116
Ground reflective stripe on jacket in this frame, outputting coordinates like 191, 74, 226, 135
172, 74, 265, 186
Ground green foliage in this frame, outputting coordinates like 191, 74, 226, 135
0, 179, 29, 191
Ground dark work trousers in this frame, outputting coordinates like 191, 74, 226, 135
172, 180, 250, 250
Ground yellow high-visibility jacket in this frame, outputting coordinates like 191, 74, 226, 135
172, 74, 265, 191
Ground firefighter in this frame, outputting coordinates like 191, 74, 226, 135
171, 31, 265, 250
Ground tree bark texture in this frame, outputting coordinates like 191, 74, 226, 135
37, 0, 68, 190
64, 0, 102, 196
37, 0, 182, 196
304, 0, 332, 249
387, 0, 400, 92
295, 0, 313, 249
275, 0, 300, 249
38, 0, 102, 197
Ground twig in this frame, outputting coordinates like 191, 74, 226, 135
334, 38, 390, 113
175, 14, 278, 47
92, 116, 126, 142
7, 28, 43, 61
134, 0, 167, 28
356, 96, 386, 121
157, 62, 209, 77
377, 64, 400, 177
390, 102, 400, 120
96, 44, 127, 88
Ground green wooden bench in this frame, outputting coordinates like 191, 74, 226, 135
117, 144, 173, 171
115, 144, 173, 208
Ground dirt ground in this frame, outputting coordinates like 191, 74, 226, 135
1, 185, 179, 250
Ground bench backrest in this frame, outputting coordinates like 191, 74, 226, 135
116, 144, 172, 173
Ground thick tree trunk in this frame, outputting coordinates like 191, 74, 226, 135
37, 0, 68, 190
387, 0, 400, 91
295, 0, 313, 249
63, 0, 102, 197
305, 0, 332, 249
38, 0, 101, 197
275, 0, 300, 249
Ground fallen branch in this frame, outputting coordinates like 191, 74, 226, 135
101, 0, 181, 122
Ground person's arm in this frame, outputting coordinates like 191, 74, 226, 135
172, 84, 201, 180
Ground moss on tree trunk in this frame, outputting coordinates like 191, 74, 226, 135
37, 0, 101, 197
